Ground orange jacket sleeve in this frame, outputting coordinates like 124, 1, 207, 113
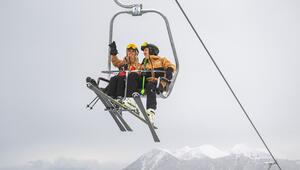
111, 55, 125, 68
160, 57, 176, 72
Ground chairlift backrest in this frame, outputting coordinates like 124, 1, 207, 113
107, 0, 179, 99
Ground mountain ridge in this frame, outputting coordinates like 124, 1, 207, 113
124, 144, 300, 170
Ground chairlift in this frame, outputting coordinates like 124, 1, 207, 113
86, 0, 179, 142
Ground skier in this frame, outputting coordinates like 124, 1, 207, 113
87, 41, 141, 100
140, 42, 176, 123
105, 41, 142, 99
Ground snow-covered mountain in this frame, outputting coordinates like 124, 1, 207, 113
173, 145, 229, 160
123, 148, 182, 170
230, 144, 271, 160
124, 145, 300, 170
0, 159, 125, 170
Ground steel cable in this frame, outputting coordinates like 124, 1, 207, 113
174, 0, 282, 169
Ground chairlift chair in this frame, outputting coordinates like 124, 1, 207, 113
86, 0, 179, 142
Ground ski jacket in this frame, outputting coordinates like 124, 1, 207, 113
142, 55, 176, 70
111, 55, 142, 76
141, 55, 176, 86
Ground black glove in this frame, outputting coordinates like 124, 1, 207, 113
109, 41, 118, 55
166, 67, 174, 80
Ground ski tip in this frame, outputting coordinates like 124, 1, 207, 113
86, 76, 92, 83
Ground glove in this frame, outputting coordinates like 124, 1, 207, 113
166, 67, 174, 80
109, 41, 118, 55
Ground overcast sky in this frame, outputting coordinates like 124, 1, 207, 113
0, 0, 300, 168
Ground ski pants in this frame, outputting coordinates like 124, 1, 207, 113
106, 73, 140, 98
145, 81, 157, 110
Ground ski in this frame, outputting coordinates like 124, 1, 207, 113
98, 95, 127, 131
87, 82, 132, 131
132, 93, 160, 142
99, 92, 133, 132
87, 82, 158, 129
99, 91, 133, 131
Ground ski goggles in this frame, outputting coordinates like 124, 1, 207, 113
127, 43, 138, 50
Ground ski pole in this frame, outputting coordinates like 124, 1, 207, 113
86, 96, 99, 109
89, 97, 100, 110
141, 76, 145, 95
141, 58, 148, 95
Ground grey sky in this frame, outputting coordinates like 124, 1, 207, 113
0, 0, 299, 167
